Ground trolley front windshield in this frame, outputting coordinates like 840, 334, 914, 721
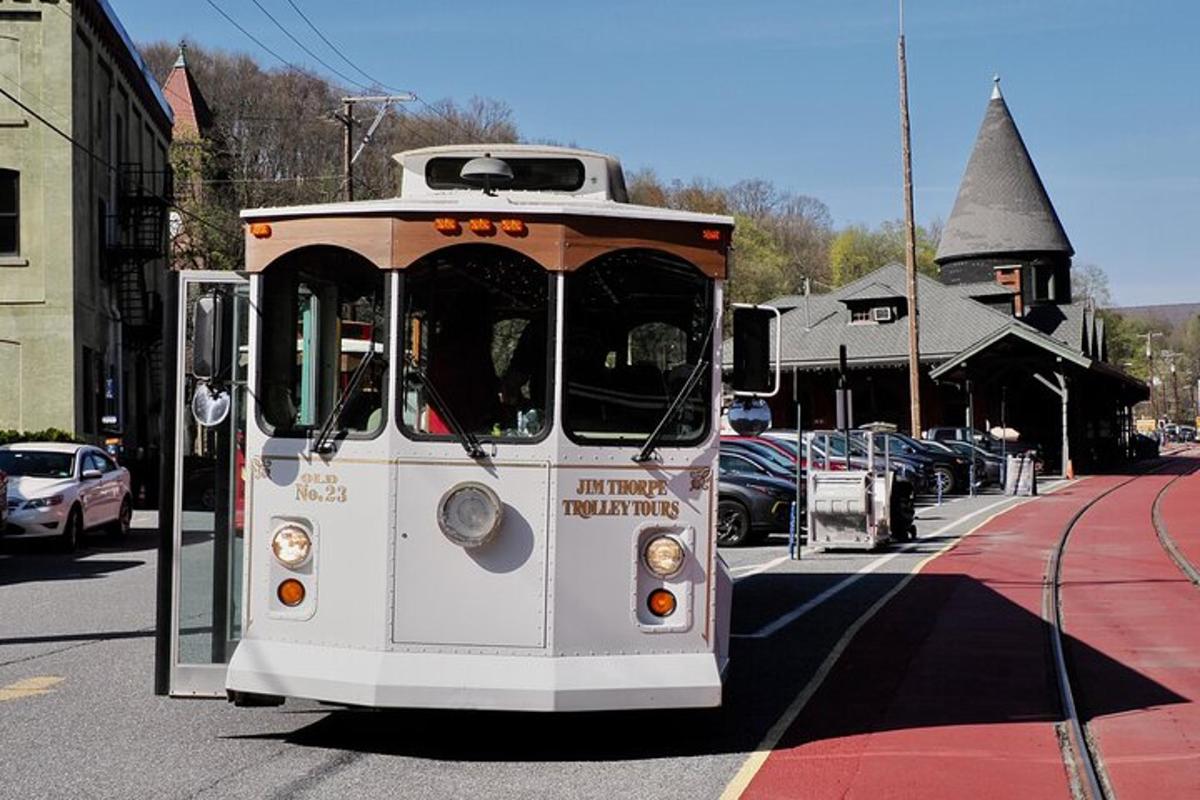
563, 250, 714, 445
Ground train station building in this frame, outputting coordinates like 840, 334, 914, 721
761, 82, 1147, 474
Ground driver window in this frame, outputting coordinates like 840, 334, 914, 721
258, 248, 387, 437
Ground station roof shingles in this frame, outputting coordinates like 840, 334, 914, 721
758, 263, 1102, 373
935, 82, 1073, 263
769, 263, 1013, 368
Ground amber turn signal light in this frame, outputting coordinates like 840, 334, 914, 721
249, 222, 272, 239
277, 578, 306, 607
434, 217, 460, 234
647, 589, 677, 618
469, 218, 495, 235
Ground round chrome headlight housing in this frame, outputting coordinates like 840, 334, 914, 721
438, 482, 503, 548
271, 524, 312, 568
643, 535, 686, 578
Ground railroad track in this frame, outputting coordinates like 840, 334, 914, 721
1044, 452, 1198, 800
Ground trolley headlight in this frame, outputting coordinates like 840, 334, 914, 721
438, 482, 503, 548
643, 535, 685, 578
271, 524, 312, 568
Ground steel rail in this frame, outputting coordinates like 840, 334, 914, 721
1044, 457, 1183, 800
1150, 450, 1200, 588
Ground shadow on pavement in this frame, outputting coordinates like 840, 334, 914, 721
0, 529, 157, 587
227, 572, 1186, 762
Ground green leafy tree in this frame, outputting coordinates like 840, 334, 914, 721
828, 220, 940, 287
727, 214, 791, 306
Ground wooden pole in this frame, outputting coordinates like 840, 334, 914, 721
898, 2, 923, 436
342, 99, 355, 202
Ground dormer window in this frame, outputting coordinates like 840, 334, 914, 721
849, 304, 897, 324
841, 282, 905, 325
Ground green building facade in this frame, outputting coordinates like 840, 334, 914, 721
0, 0, 172, 477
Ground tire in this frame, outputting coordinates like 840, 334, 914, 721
716, 499, 752, 547
59, 505, 82, 552
932, 466, 956, 495
109, 495, 132, 538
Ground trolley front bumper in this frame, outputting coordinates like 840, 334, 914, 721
226, 639, 723, 711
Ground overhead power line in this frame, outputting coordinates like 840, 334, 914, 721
283, 0, 399, 92
0, 84, 240, 247
247, 0, 376, 93
203, 0, 308, 77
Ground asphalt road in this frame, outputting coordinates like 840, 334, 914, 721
0, 490, 1048, 800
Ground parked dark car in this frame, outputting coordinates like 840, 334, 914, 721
940, 439, 1003, 486
865, 430, 970, 495
1132, 433, 1160, 459
925, 425, 1043, 465
762, 430, 930, 491
717, 468, 800, 547
720, 437, 803, 476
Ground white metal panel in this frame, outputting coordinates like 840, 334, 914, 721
392, 462, 550, 648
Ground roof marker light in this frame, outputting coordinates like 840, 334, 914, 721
434, 217, 460, 234
249, 223, 272, 239
701, 228, 721, 242
469, 218, 495, 235
500, 219, 527, 236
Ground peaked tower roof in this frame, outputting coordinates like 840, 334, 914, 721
935, 80, 1073, 263
162, 43, 213, 139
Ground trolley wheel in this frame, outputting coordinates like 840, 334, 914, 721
716, 499, 752, 547
228, 690, 285, 707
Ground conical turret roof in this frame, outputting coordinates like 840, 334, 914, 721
162, 43, 213, 139
935, 81, 1073, 263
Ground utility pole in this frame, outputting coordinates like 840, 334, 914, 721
341, 99, 354, 201
1144, 331, 1163, 420
335, 94, 415, 202
898, 0, 922, 436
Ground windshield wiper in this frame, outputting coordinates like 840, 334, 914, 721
311, 349, 379, 454
405, 355, 486, 459
633, 315, 717, 463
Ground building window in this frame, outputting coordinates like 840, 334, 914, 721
850, 308, 871, 323
0, 169, 17, 256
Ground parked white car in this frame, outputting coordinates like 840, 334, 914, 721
1, 443, 133, 550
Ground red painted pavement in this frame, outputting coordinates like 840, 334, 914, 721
1061, 459, 1200, 799
743, 478, 1132, 799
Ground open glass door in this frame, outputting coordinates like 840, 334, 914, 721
155, 270, 249, 697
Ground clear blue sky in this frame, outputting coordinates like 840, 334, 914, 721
115, 0, 1197, 306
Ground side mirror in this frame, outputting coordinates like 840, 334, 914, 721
191, 293, 227, 382
731, 304, 781, 397
81, 469, 102, 481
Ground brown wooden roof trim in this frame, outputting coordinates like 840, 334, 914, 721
244, 214, 730, 278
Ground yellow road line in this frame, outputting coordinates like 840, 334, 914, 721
0, 676, 64, 702
719, 495, 1046, 799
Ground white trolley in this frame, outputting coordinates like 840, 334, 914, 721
156, 145, 774, 711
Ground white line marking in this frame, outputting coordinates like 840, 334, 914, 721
733, 496, 1019, 640
731, 555, 791, 581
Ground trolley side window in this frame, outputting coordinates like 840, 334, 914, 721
563, 250, 713, 445
258, 248, 388, 437
400, 245, 552, 441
